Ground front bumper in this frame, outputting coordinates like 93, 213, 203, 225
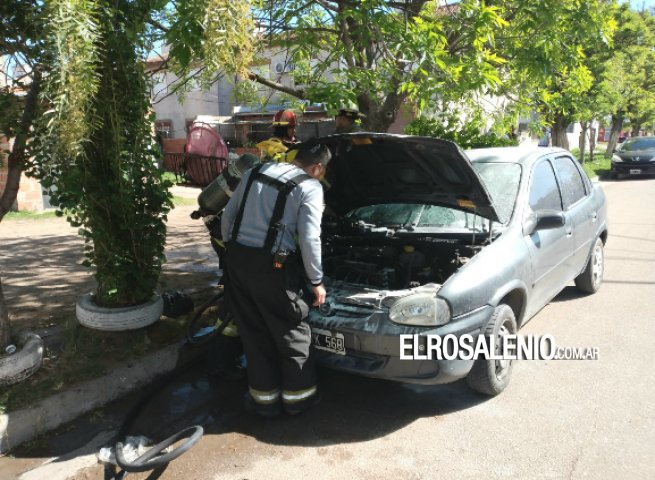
308, 304, 494, 385
611, 161, 655, 176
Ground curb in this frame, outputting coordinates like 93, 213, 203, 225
0, 339, 202, 455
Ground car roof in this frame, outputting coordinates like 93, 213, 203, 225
621, 136, 655, 142
465, 146, 568, 165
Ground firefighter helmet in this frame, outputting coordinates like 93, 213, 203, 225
272, 109, 297, 127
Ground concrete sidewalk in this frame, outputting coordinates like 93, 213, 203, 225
0, 202, 219, 454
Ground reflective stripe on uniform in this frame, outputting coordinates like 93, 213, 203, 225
249, 387, 281, 405
282, 386, 317, 404
215, 317, 239, 337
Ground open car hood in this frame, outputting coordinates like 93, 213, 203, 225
320, 133, 501, 222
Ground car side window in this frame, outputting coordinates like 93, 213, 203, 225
553, 156, 587, 209
529, 160, 563, 211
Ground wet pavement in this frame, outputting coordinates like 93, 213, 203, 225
5, 361, 484, 480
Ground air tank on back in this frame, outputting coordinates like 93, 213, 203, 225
197, 153, 261, 215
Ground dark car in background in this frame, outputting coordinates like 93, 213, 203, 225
611, 136, 655, 179
309, 134, 608, 396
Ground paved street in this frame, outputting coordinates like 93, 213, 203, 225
3, 177, 655, 480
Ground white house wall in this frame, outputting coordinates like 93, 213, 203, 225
151, 70, 235, 139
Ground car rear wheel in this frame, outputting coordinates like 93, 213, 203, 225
575, 237, 604, 294
466, 304, 517, 396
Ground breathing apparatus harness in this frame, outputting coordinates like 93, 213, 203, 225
230, 163, 311, 268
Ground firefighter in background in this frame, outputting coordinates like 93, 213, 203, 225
221, 142, 331, 418
256, 109, 301, 162
335, 107, 366, 134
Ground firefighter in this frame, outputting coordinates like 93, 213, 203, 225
221, 142, 331, 417
335, 107, 366, 134
256, 109, 300, 162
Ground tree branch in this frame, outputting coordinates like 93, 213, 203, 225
315, 0, 339, 13
147, 17, 169, 34
247, 70, 306, 99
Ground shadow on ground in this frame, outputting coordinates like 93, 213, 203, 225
0, 220, 218, 326
11, 356, 488, 465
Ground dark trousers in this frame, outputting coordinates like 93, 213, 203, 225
225, 242, 316, 406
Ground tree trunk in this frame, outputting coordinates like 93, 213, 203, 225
605, 113, 624, 157
0, 72, 41, 222
0, 73, 40, 349
578, 121, 589, 164
631, 122, 642, 137
589, 121, 597, 163
359, 92, 404, 133
365, 109, 397, 132
0, 277, 10, 349
551, 113, 570, 150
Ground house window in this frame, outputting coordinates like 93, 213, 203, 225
155, 119, 173, 138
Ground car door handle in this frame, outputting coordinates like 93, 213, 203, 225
565, 225, 572, 236
590, 212, 597, 221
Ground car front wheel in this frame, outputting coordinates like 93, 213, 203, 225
574, 237, 604, 294
466, 304, 517, 396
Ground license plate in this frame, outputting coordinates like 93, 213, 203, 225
630, 169, 642, 174
312, 328, 346, 355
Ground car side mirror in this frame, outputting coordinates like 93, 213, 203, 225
524, 210, 565, 235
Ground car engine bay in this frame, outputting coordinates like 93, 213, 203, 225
321, 221, 489, 290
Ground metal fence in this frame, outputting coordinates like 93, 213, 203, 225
163, 153, 228, 187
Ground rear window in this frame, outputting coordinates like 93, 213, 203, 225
619, 138, 655, 151
553, 156, 586, 209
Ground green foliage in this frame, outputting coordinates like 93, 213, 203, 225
0, 88, 23, 140
29, 0, 173, 308
405, 115, 518, 149
493, 0, 617, 128
43, 0, 101, 159
165, 0, 255, 93
254, 0, 511, 131
233, 79, 264, 106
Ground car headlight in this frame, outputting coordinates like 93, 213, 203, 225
389, 294, 450, 326
612, 155, 623, 163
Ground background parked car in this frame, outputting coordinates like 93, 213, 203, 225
611, 136, 655, 179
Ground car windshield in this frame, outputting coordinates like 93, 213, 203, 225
619, 138, 655, 152
347, 162, 521, 230
472, 162, 522, 223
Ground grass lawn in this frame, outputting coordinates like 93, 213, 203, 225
580, 156, 611, 179
0, 313, 190, 414
4, 210, 58, 221
3, 196, 197, 221
570, 147, 611, 179
172, 195, 197, 207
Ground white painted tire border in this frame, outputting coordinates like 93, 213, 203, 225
0, 332, 44, 387
76, 294, 163, 331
